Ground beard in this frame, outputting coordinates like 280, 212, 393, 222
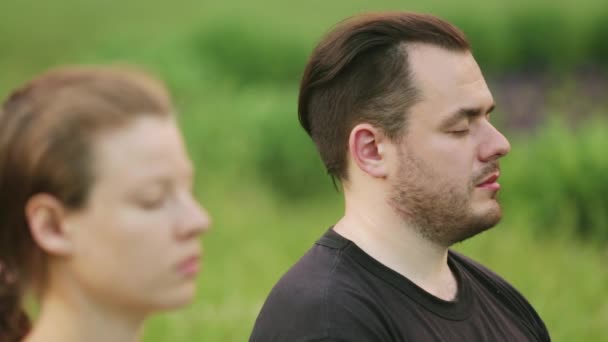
388, 149, 502, 247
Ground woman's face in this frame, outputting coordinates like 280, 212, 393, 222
61, 115, 210, 314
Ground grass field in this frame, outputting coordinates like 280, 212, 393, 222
1, 0, 607, 341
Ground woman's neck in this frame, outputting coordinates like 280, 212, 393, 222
25, 289, 145, 342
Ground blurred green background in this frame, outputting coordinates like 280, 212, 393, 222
1, 0, 607, 341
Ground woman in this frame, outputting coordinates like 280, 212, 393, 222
0, 66, 211, 341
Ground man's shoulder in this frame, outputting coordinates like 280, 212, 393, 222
250, 237, 390, 341
449, 250, 508, 284
261, 242, 343, 310
249, 241, 342, 340
260, 229, 359, 303
449, 250, 527, 299
450, 250, 551, 342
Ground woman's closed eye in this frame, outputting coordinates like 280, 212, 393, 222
449, 127, 470, 136
133, 184, 171, 210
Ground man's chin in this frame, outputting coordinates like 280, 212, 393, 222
448, 219, 499, 246
473, 197, 503, 218
471, 203, 503, 232
447, 205, 502, 246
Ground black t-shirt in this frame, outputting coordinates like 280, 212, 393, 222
250, 228, 550, 342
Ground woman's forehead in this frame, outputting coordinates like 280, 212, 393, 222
90, 116, 192, 184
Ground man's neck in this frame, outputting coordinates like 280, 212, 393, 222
26, 287, 144, 342
334, 194, 458, 301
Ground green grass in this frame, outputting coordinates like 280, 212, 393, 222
1, 1, 607, 341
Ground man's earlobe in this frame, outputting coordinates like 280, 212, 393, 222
349, 123, 388, 178
25, 194, 74, 256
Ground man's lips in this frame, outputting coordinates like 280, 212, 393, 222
476, 173, 500, 190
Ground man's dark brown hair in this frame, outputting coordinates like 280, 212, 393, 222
298, 12, 471, 180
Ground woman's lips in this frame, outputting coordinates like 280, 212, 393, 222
177, 255, 200, 277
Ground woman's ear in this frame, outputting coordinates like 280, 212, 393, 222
348, 123, 388, 178
25, 194, 74, 256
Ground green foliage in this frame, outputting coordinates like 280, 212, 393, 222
448, 14, 512, 73
501, 116, 608, 240
587, 9, 608, 68
191, 22, 311, 85
507, 7, 577, 72
185, 8, 608, 76
253, 101, 332, 199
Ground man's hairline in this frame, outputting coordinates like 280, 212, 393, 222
338, 41, 474, 182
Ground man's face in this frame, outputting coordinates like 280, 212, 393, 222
388, 44, 511, 247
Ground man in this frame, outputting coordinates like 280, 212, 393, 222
250, 12, 550, 342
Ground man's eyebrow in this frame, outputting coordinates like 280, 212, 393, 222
439, 104, 495, 129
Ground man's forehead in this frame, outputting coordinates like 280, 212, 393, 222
405, 43, 485, 93
401, 44, 494, 124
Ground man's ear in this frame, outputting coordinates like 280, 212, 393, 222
25, 194, 74, 256
348, 123, 388, 178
